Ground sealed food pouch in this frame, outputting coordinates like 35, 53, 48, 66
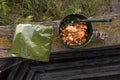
12, 24, 53, 62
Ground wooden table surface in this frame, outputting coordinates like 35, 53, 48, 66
0, 14, 120, 57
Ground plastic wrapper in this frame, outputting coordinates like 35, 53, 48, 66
11, 24, 53, 62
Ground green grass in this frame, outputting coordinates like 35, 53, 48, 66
0, 0, 112, 25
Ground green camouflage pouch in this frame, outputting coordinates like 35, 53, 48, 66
12, 24, 53, 62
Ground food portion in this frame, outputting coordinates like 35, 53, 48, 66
60, 22, 88, 46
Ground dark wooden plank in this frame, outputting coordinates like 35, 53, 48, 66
15, 63, 29, 80
34, 64, 120, 80
26, 70, 35, 80
7, 64, 21, 80
31, 56, 120, 71
51, 45, 120, 60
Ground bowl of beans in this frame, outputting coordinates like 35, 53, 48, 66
58, 14, 93, 48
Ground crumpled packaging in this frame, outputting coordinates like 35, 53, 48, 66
11, 24, 53, 62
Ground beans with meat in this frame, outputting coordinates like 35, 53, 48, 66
60, 22, 88, 46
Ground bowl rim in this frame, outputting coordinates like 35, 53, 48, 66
58, 14, 94, 48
